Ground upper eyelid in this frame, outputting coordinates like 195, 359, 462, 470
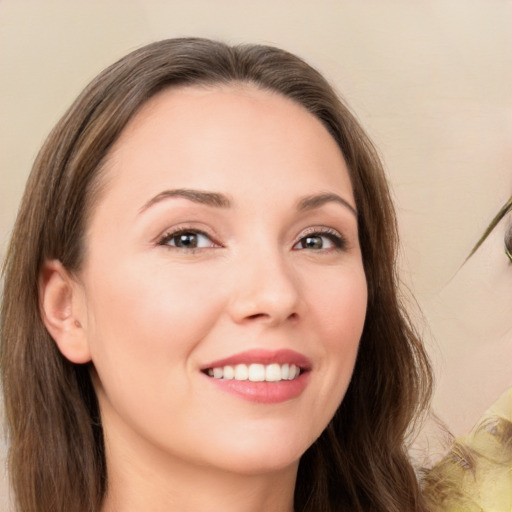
295, 226, 346, 241
299, 226, 342, 235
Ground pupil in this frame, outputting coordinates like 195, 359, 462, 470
177, 233, 197, 248
303, 236, 322, 249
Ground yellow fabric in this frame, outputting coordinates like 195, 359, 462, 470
423, 387, 512, 512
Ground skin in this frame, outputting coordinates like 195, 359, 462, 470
41, 85, 368, 512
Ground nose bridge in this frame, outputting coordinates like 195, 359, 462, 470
228, 242, 302, 325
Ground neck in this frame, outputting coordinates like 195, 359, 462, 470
100, 425, 298, 512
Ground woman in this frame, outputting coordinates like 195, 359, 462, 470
1, 38, 432, 512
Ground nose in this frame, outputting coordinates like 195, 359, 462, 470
227, 249, 304, 326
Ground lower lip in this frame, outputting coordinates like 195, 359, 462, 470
205, 372, 310, 404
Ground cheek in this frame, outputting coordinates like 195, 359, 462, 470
83, 258, 225, 377
305, 265, 367, 404
81, 258, 229, 442
311, 266, 367, 347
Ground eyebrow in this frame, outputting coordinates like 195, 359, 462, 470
297, 193, 357, 217
139, 188, 231, 213
139, 188, 357, 217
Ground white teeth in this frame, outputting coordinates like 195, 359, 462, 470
248, 364, 265, 382
207, 363, 301, 382
234, 364, 249, 380
223, 365, 234, 380
265, 363, 281, 382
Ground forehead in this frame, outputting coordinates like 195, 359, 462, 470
97, 84, 353, 212
114, 83, 341, 158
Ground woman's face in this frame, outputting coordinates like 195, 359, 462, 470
73, 85, 367, 476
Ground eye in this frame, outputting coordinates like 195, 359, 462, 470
293, 229, 346, 251
158, 229, 217, 250
505, 227, 512, 263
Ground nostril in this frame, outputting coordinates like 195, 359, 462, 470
247, 313, 268, 320
246, 312, 298, 321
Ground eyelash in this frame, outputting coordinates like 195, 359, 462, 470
156, 226, 347, 252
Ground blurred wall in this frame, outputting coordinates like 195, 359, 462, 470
1, 0, 511, 507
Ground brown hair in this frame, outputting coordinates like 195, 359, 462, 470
1, 38, 432, 512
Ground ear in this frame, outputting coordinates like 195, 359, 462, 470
39, 260, 92, 364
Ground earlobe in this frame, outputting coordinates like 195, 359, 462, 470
39, 260, 92, 364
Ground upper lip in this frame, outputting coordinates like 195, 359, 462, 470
201, 349, 312, 371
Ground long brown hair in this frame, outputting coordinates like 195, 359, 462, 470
1, 38, 432, 512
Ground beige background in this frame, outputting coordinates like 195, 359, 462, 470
1, 0, 511, 507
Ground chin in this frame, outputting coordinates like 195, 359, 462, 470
213, 452, 302, 477
198, 428, 314, 476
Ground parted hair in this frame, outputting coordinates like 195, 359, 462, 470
1, 38, 432, 512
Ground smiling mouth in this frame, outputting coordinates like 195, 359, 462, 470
204, 363, 302, 382
201, 350, 311, 403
